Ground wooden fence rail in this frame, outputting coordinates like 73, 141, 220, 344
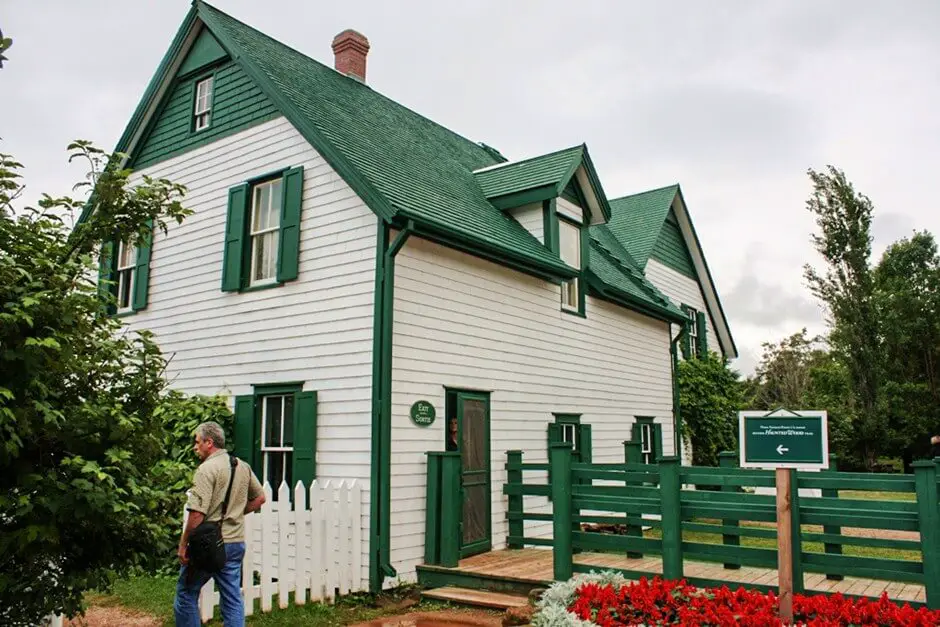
504, 445, 940, 608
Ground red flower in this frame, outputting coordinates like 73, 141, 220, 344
566, 576, 940, 626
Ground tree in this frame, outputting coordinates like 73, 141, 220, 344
803, 166, 882, 469
678, 352, 742, 467
0, 143, 193, 625
874, 231, 940, 469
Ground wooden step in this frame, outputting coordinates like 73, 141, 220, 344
422, 586, 530, 610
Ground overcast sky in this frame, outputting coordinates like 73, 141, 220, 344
3, 1, 940, 375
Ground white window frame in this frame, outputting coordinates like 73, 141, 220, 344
561, 422, 578, 451
687, 306, 699, 358
193, 76, 213, 132
640, 422, 653, 464
116, 240, 136, 313
558, 218, 581, 311
249, 178, 282, 287
260, 393, 294, 491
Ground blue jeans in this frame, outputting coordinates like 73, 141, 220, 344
174, 541, 246, 627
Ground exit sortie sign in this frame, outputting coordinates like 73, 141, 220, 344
738, 409, 829, 470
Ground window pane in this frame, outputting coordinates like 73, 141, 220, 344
118, 270, 133, 309
265, 396, 283, 447
282, 395, 294, 446
252, 232, 278, 282
559, 221, 580, 269
267, 451, 285, 488
269, 180, 283, 221
562, 278, 579, 308
117, 242, 136, 269
253, 186, 270, 231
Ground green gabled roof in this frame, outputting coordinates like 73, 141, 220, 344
607, 184, 679, 267
588, 225, 685, 322
474, 145, 583, 199
195, 2, 578, 278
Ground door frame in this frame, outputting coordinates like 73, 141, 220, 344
446, 388, 492, 558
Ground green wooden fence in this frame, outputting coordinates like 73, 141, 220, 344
504, 444, 940, 608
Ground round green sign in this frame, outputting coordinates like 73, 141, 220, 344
410, 400, 436, 427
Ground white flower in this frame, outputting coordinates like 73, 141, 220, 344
531, 570, 632, 627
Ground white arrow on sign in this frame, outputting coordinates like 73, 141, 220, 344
776, 444, 789, 455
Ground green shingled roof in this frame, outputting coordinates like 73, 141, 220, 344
474, 146, 584, 199
607, 185, 679, 267
107, 1, 683, 320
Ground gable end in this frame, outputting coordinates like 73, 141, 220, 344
650, 210, 695, 278
129, 28, 279, 170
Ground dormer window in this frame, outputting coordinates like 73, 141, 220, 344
559, 216, 582, 312
193, 76, 214, 131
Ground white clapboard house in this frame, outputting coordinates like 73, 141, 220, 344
89, 1, 736, 592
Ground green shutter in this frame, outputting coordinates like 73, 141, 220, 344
233, 395, 256, 477
696, 311, 708, 357
98, 241, 117, 314
680, 306, 691, 359
653, 423, 664, 462
276, 166, 304, 283
578, 424, 592, 464
221, 183, 249, 292
131, 222, 153, 311
292, 390, 318, 488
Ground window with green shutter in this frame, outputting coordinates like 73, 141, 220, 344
233, 383, 318, 500
632, 417, 663, 465
97, 222, 153, 315
221, 166, 304, 292
681, 304, 705, 359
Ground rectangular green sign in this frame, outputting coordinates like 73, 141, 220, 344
739, 410, 829, 469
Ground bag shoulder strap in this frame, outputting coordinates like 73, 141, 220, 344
219, 454, 238, 520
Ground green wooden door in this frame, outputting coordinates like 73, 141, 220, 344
456, 391, 491, 557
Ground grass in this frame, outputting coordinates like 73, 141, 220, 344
85, 576, 469, 626
840, 490, 916, 502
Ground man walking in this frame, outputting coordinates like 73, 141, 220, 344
174, 421, 265, 627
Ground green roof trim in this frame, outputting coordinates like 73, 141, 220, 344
607, 184, 679, 267
473, 144, 611, 223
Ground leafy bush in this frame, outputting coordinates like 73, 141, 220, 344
678, 353, 742, 466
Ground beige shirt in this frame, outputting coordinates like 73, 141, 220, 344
187, 450, 263, 543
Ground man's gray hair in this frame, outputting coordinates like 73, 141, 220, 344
197, 421, 226, 449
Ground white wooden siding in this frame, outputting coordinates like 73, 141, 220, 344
120, 116, 375, 589
645, 258, 719, 356
557, 197, 583, 224
508, 203, 544, 243
388, 236, 674, 583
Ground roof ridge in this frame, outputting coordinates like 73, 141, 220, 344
472, 144, 583, 174
196, 0, 500, 169
609, 183, 679, 204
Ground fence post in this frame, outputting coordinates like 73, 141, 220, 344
914, 460, 940, 608
789, 468, 805, 594
718, 451, 741, 570
659, 456, 683, 580
507, 450, 524, 549
822, 454, 843, 580
440, 451, 462, 567
425, 452, 442, 564
623, 440, 644, 559
550, 441, 574, 581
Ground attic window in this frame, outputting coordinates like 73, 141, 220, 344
558, 217, 582, 313
193, 76, 214, 131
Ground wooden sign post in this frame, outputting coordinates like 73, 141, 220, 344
739, 409, 829, 625
776, 467, 793, 624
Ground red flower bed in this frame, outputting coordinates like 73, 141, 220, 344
569, 577, 940, 626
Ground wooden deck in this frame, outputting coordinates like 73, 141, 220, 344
421, 548, 927, 605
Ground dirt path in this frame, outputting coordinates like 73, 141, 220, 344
348, 609, 505, 627
65, 606, 162, 627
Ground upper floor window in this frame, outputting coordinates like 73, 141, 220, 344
686, 306, 699, 358
221, 166, 305, 293
249, 178, 283, 286
193, 76, 214, 132
559, 217, 581, 312
116, 240, 137, 313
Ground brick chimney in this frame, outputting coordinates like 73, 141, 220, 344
332, 29, 370, 82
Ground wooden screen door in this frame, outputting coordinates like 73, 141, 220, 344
451, 390, 491, 557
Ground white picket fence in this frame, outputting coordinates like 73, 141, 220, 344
185, 479, 365, 622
